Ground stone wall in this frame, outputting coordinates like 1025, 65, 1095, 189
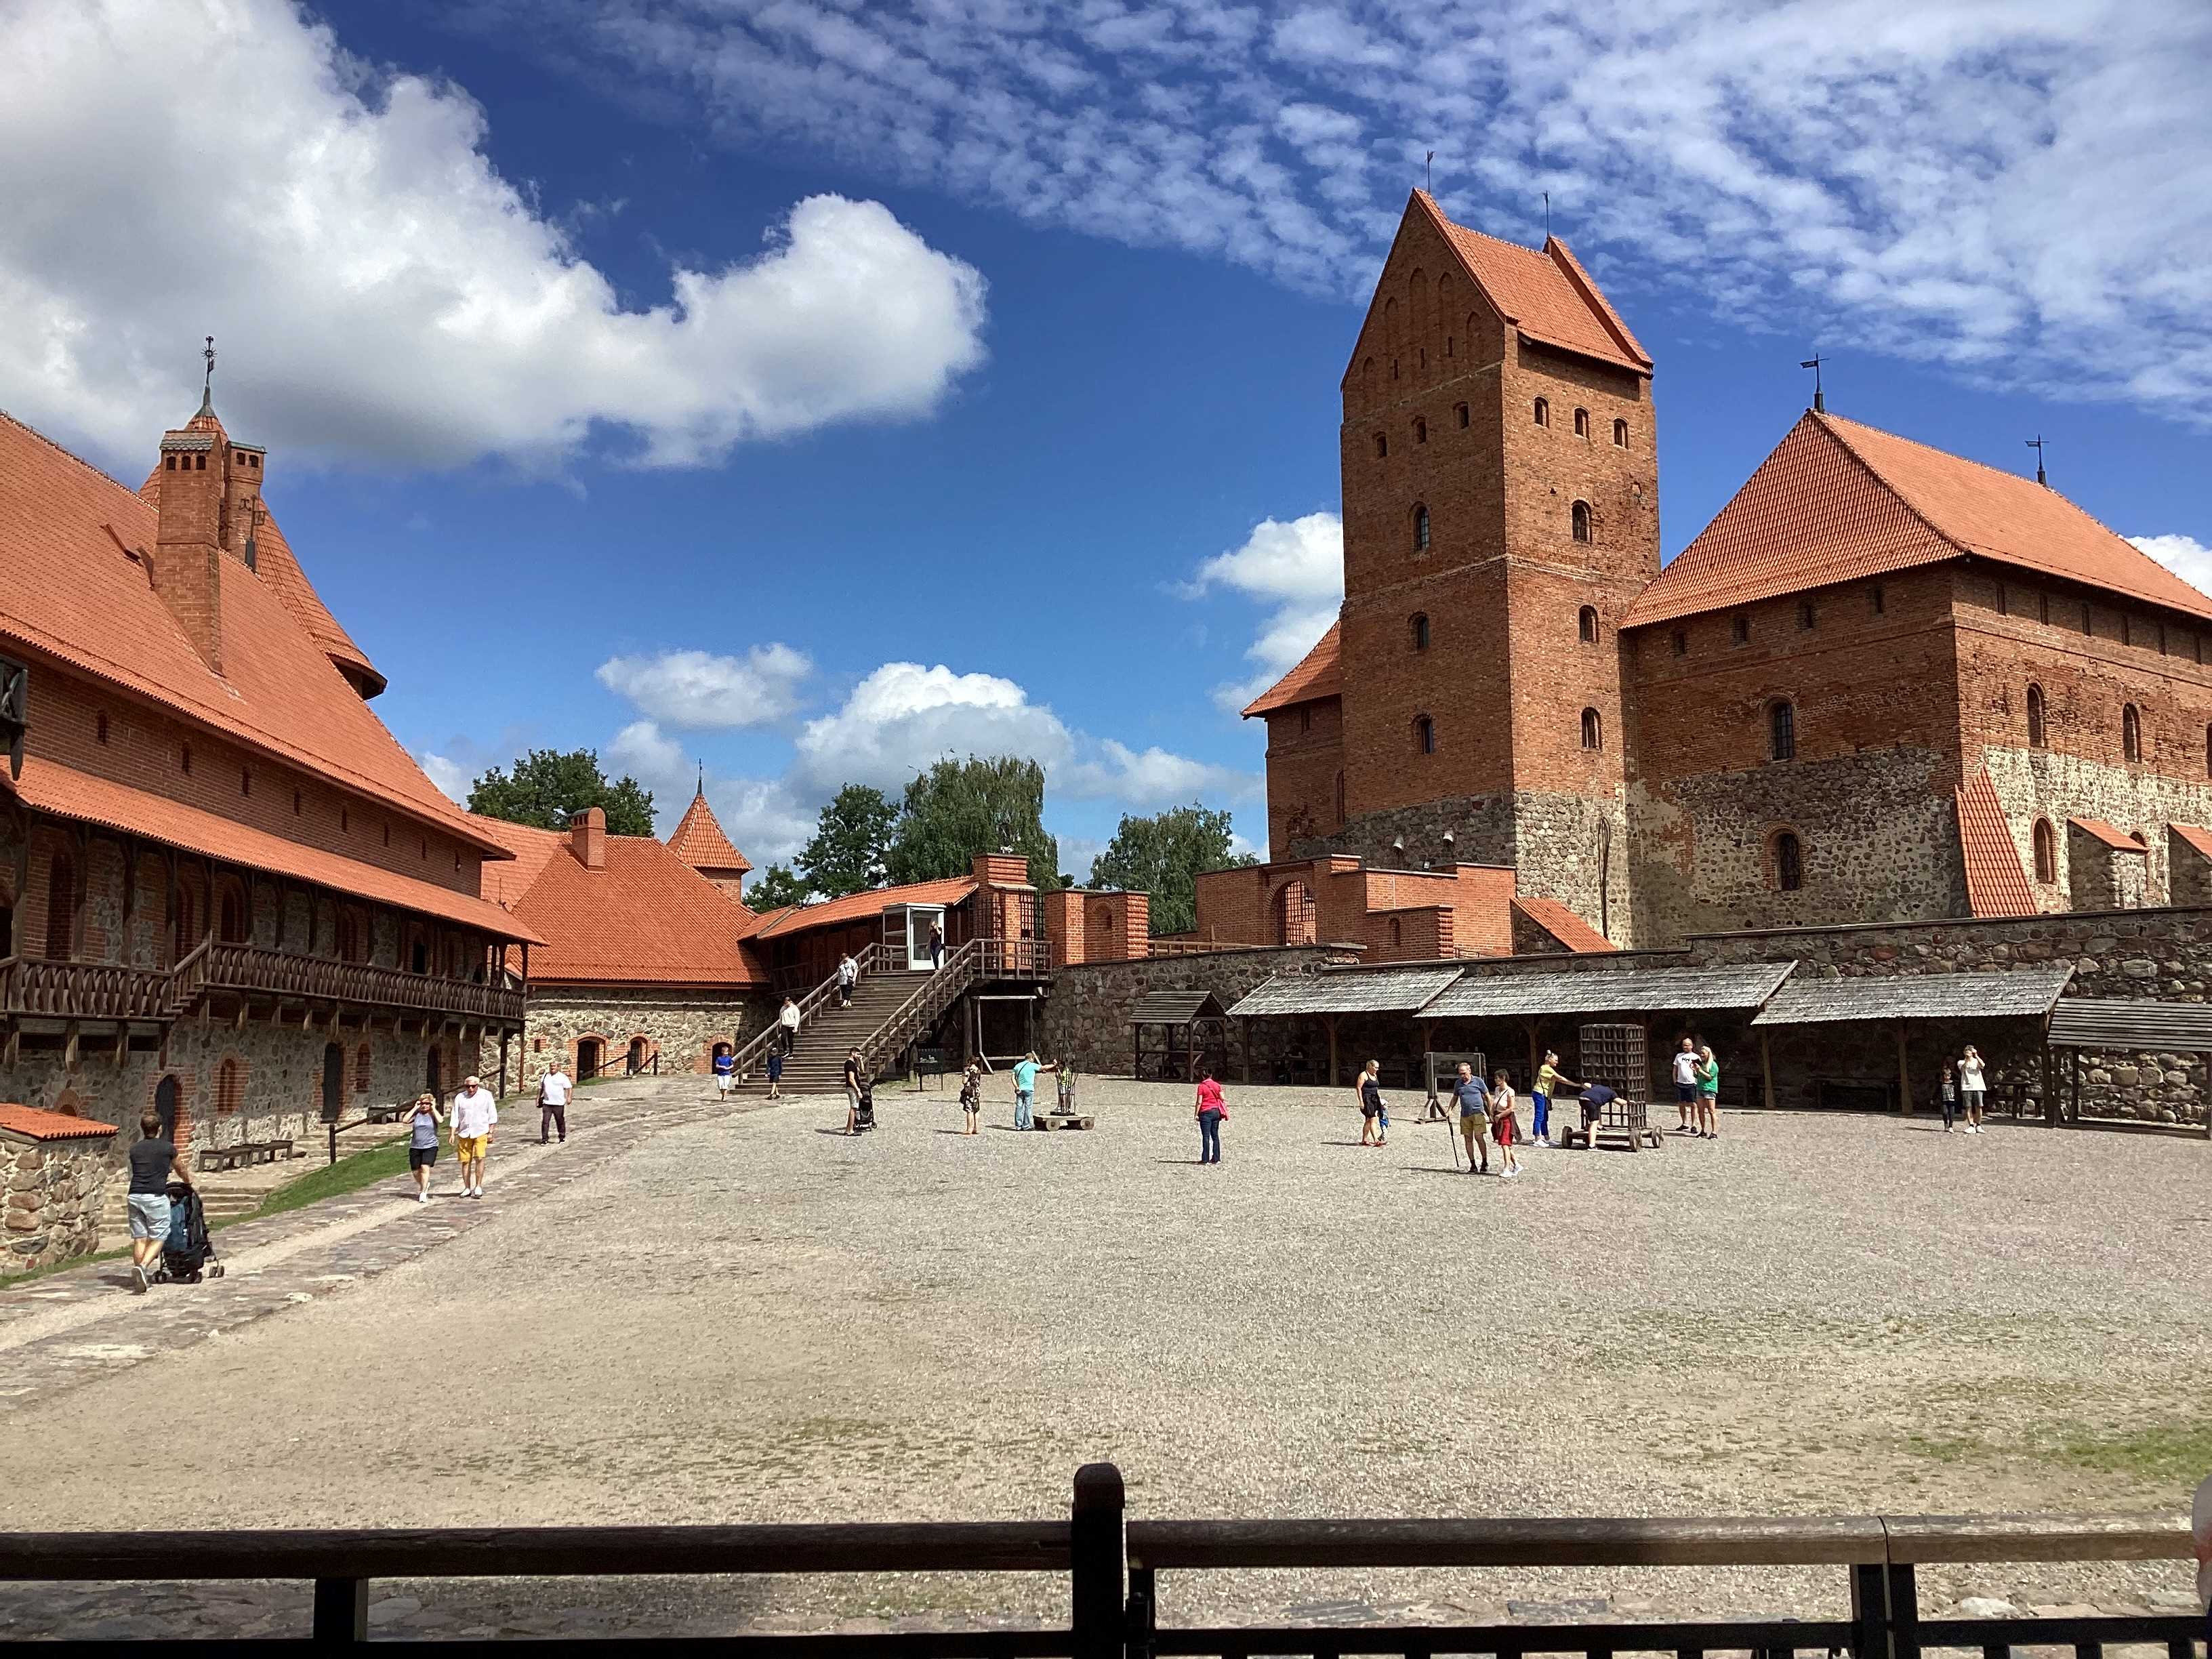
1984, 743, 2212, 909
1039, 945, 1360, 1076
495, 986, 775, 1092
3, 1126, 117, 1275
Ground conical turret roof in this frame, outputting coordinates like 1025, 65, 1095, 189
667, 785, 752, 876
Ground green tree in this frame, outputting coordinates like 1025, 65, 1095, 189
466, 748, 656, 837
886, 756, 1061, 895
1088, 804, 1255, 937
744, 863, 811, 911
798, 784, 898, 898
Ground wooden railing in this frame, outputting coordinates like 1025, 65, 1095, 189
0, 1465, 2198, 1652
0, 955, 176, 1022
196, 943, 525, 1024
731, 945, 886, 1081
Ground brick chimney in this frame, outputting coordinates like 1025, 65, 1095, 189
152, 422, 225, 674
570, 806, 607, 870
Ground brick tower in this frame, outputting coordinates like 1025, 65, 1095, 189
1326, 192, 1657, 941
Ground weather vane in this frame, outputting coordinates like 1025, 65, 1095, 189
202, 335, 216, 395
1800, 353, 1826, 413
2026, 435, 2048, 486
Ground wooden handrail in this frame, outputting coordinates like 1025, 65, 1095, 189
196, 942, 523, 1023
731, 943, 886, 1080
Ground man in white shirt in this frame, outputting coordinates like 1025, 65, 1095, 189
537, 1065, 573, 1145
449, 1075, 499, 1198
777, 996, 801, 1055
838, 954, 857, 1008
1671, 1036, 1700, 1132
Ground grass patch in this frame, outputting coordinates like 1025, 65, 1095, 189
2053, 1418, 2212, 1484
236, 1136, 415, 1223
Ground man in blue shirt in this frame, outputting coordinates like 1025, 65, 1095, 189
1452, 1062, 1491, 1175
1011, 1051, 1057, 1130
1578, 1081, 1618, 1147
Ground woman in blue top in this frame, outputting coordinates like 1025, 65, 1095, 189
402, 1092, 443, 1205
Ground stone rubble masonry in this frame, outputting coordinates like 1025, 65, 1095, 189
1040, 944, 1361, 1077
2, 1126, 117, 1275
493, 987, 777, 1092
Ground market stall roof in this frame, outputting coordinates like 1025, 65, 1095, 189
1418, 961, 1796, 1021
1227, 967, 1464, 1017
1752, 965, 2074, 1027
2045, 998, 2212, 1050
1130, 991, 1228, 1025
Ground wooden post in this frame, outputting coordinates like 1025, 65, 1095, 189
1895, 1019, 1912, 1115
1524, 1018, 1539, 1088
2041, 1041, 2058, 1128
1760, 1031, 1776, 1113
1323, 1012, 1340, 1089
1069, 1464, 1125, 1659
2070, 1048, 2081, 1126
1240, 1015, 1252, 1085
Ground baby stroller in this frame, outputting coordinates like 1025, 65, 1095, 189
155, 1182, 224, 1284
853, 1078, 877, 1133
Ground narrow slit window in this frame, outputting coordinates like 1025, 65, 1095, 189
1580, 707, 1602, 750
1774, 831, 1803, 892
1770, 700, 1797, 761
1571, 501, 1592, 543
1578, 606, 1599, 643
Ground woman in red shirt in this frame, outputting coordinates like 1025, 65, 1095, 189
1194, 1074, 1227, 1165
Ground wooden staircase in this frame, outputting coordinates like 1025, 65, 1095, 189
739, 968, 938, 1094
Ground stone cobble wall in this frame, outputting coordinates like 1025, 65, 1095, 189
1039, 945, 1359, 1076
2, 1130, 115, 1273
1984, 744, 2212, 909
497, 987, 774, 1091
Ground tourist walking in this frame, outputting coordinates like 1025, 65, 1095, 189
842, 1048, 865, 1134
1938, 1061, 1958, 1132
960, 1059, 983, 1134
1672, 1036, 1699, 1132
402, 1092, 443, 1202
1452, 1061, 1491, 1174
537, 1061, 572, 1144
838, 952, 858, 1009
1012, 1051, 1057, 1130
778, 995, 801, 1055
1694, 1044, 1721, 1138
927, 922, 945, 970
1195, 1073, 1227, 1164
712, 1044, 735, 1100
1958, 1045, 1987, 1132
125, 1111, 190, 1293
1490, 1070, 1523, 1178
450, 1074, 497, 1197
1532, 1049, 1578, 1147
765, 1046, 784, 1101
1355, 1059, 1387, 1147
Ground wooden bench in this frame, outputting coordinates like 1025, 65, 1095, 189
195, 1138, 295, 1172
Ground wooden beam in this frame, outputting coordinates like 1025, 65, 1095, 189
1760, 1031, 1776, 1113
2042, 1040, 2057, 1128
64, 1019, 79, 1070
1323, 1012, 1340, 1090
1895, 1020, 1911, 1115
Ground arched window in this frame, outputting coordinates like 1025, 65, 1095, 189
1374, 432, 1387, 458
1414, 714, 1435, 755
354, 1041, 373, 1093
1389, 917, 1403, 947
215, 1056, 245, 1115
1532, 396, 1549, 427
1413, 416, 1427, 445
1612, 418, 1629, 447
1578, 605, 1599, 644
1580, 708, 1602, 751
2032, 819, 2056, 884
1412, 504, 1430, 553
1774, 831, 1803, 892
2122, 703, 2142, 763
43, 850, 75, 960
1574, 407, 1590, 438
1571, 501, 1592, 543
1410, 613, 1431, 651
2026, 684, 2046, 749
1770, 700, 1797, 762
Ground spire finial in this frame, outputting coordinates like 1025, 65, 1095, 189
197, 335, 216, 417
696, 760, 705, 797
1800, 353, 1826, 413
2026, 434, 2048, 486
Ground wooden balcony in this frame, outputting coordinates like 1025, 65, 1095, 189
0, 956, 175, 1023
194, 943, 525, 1025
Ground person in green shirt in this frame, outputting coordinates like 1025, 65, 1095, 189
1010, 1052, 1057, 1130
1694, 1044, 1721, 1139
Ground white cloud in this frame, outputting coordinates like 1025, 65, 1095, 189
1061, 739, 1258, 806
2127, 534, 2212, 599
418, 752, 470, 803
792, 663, 1076, 796
491, 0, 2212, 423
607, 718, 692, 798
595, 645, 813, 728
1183, 512, 1343, 712
0, 0, 988, 470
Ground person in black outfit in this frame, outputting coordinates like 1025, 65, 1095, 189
125, 1110, 190, 1294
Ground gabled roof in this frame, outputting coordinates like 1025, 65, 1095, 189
1241, 622, 1343, 718
0, 1103, 118, 1141
1414, 192, 1650, 374
471, 814, 764, 985
1510, 895, 1618, 954
2168, 823, 2212, 862
750, 876, 979, 940
2068, 816, 2148, 853
1955, 771, 2037, 918
0, 409, 506, 857
667, 787, 752, 875
1753, 964, 2073, 1027
1625, 411, 2212, 629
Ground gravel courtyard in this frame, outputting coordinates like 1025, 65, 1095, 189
4, 1078, 2207, 1635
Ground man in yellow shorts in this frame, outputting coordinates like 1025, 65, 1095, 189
449, 1073, 499, 1199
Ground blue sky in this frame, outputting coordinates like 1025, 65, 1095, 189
3, 0, 2209, 884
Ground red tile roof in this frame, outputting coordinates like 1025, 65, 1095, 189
1, 409, 504, 856
1954, 771, 2037, 918
751, 876, 979, 939
1511, 895, 1618, 953
2068, 816, 2148, 853
2168, 823, 2212, 862
666, 787, 752, 874
0, 1103, 119, 1141
471, 814, 765, 985
9, 758, 540, 942
1626, 412, 2212, 629
1241, 622, 1343, 718
1417, 193, 1650, 374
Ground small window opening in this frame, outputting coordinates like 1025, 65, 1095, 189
1574, 407, 1590, 438
1414, 715, 1435, 755
2039, 592, 2051, 626
2026, 684, 2047, 749
1870, 583, 1885, 615
95, 712, 108, 745
1391, 358, 1399, 380
2033, 819, 2056, 884
1300, 705, 1312, 735
1671, 630, 1687, 657
2082, 602, 2093, 636
1412, 504, 1430, 553
2123, 703, 2142, 763
1612, 418, 1628, 447
1455, 403, 1469, 429
1732, 614, 1750, 646
1996, 583, 2009, 617
1571, 501, 1591, 543
1414, 417, 1427, 445
1411, 613, 1430, 652
1580, 708, 1602, 751
1374, 433, 1388, 459
1770, 700, 1797, 762
180, 743, 192, 776
293, 788, 303, 816
1774, 831, 1803, 892
1533, 397, 1549, 427
1446, 336, 1454, 358
240, 768, 250, 797
1578, 606, 1599, 644
1799, 600, 1817, 630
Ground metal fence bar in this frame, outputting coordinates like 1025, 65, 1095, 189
310, 1576, 365, 1642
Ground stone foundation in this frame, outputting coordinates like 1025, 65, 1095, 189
2, 1114, 119, 1275
495, 987, 776, 1092
1039, 945, 1359, 1076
